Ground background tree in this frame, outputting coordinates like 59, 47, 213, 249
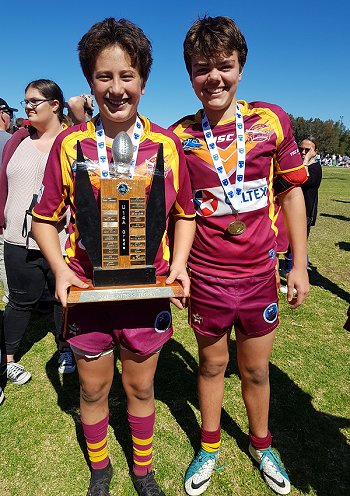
289, 115, 349, 155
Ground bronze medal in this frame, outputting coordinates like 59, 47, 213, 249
227, 220, 246, 236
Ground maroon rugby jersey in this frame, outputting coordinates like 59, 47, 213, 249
170, 100, 307, 278
33, 115, 195, 279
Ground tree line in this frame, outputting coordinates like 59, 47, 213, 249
289, 115, 350, 156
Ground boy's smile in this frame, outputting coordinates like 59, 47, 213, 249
91, 45, 145, 138
191, 51, 242, 122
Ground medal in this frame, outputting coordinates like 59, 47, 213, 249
202, 104, 247, 232
227, 220, 246, 236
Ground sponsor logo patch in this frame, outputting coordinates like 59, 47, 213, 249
263, 303, 278, 324
154, 311, 172, 333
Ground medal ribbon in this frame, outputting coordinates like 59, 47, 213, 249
95, 115, 143, 179
202, 104, 245, 212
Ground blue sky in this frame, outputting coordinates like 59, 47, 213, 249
2, 0, 349, 129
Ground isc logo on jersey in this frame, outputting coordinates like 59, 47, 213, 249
215, 133, 236, 147
194, 178, 268, 217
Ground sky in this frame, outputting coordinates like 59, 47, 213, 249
1, 0, 349, 129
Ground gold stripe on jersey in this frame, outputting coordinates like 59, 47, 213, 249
268, 157, 278, 236
171, 118, 197, 141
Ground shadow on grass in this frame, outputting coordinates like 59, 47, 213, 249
41, 333, 350, 495
269, 363, 350, 496
155, 337, 247, 454
226, 339, 350, 496
308, 263, 350, 303
320, 212, 350, 222
336, 241, 350, 251
42, 335, 246, 474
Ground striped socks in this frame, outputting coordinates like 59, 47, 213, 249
201, 426, 221, 454
81, 415, 110, 470
128, 411, 155, 476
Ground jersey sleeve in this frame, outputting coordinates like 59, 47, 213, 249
273, 107, 308, 194
32, 133, 72, 221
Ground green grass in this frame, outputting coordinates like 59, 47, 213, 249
1, 166, 349, 495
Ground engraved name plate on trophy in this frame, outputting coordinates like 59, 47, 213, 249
95, 131, 156, 286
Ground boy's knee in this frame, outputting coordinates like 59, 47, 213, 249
199, 357, 229, 379
123, 378, 154, 401
80, 381, 110, 404
240, 364, 269, 386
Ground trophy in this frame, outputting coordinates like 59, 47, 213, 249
67, 132, 184, 305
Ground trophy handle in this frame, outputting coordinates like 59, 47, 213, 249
75, 140, 102, 268
146, 143, 166, 265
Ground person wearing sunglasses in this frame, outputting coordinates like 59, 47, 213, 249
0, 98, 18, 161
282, 137, 322, 281
0, 79, 76, 387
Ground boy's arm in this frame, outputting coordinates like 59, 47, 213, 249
279, 187, 309, 308
32, 218, 88, 307
166, 217, 196, 309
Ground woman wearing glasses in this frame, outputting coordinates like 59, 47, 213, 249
0, 79, 74, 385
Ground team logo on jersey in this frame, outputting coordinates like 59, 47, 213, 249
194, 190, 219, 216
263, 303, 278, 324
182, 137, 203, 151
247, 122, 274, 143
154, 311, 172, 333
268, 249, 276, 260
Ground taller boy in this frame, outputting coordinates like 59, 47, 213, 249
32, 18, 195, 496
171, 16, 309, 496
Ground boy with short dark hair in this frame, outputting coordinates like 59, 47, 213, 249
170, 15, 309, 496
32, 17, 195, 496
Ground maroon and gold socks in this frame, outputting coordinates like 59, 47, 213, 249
128, 410, 155, 476
81, 415, 110, 470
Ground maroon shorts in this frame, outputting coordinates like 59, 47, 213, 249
189, 269, 279, 338
65, 299, 173, 356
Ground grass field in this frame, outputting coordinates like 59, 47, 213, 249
1, 166, 349, 496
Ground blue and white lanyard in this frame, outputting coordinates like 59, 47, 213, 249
202, 104, 246, 212
95, 115, 143, 179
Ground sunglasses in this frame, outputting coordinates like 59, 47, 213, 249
299, 147, 310, 154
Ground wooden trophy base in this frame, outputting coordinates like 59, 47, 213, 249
67, 276, 184, 306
